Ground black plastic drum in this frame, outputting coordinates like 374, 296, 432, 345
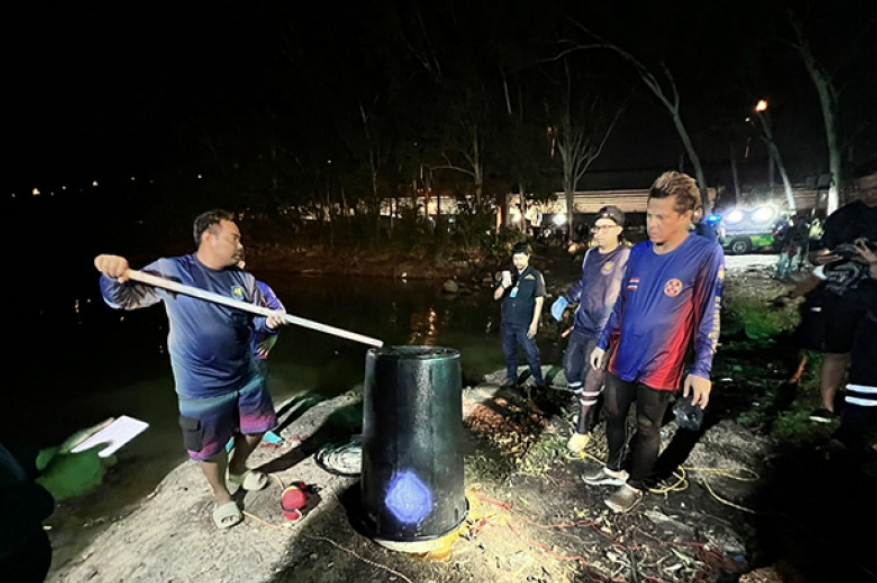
361, 346, 467, 550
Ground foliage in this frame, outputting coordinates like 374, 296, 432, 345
722, 297, 800, 342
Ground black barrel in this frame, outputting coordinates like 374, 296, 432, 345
361, 346, 467, 547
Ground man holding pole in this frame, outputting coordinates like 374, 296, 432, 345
94, 209, 285, 529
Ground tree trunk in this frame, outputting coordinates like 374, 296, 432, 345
671, 110, 710, 214
730, 142, 741, 204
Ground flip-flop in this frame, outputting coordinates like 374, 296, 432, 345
213, 501, 243, 529
227, 469, 268, 491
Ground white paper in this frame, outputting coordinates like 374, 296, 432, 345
70, 415, 149, 458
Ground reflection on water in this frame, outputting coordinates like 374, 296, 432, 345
6, 271, 549, 570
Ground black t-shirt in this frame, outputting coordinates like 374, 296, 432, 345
822, 201, 877, 249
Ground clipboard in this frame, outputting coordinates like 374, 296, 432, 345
70, 415, 149, 458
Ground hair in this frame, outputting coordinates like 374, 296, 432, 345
193, 209, 235, 247
648, 171, 700, 215
511, 242, 531, 256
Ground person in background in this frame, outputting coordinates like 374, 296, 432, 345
238, 260, 285, 378
494, 242, 547, 390
94, 209, 285, 529
551, 206, 630, 455
807, 160, 877, 422
584, 171, 724, 514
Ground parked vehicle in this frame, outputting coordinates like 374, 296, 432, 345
715, 205, 789, 255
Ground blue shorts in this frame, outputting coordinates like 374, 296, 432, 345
177, 375, 277, 462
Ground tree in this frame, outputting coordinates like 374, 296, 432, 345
553, 59, 625, 239
557, 22, 712, 214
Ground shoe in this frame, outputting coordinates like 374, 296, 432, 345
500, 379, 517, 389
227, 469, 268, 491
567, 432, 591, 455
809, 408, 838, 423
582, 465, 628, 486
605, 484, 644, 514
212, 501, 243, 529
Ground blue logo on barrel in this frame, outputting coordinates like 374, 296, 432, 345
385, 470, 432, 524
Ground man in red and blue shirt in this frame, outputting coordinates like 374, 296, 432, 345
584, 172, 724, 513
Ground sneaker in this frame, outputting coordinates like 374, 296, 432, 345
809, 408, 838, 423
567, 432, 591, 455
582, 465, 628, 486
605, 484, 644, 514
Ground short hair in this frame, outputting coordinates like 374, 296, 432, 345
193, 209, 235, 247
648, 171, 700, 215
512, 242, 531, 256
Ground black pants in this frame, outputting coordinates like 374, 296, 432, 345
604, 373, 673, 491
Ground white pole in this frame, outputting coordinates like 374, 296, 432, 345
124, 269, 384, 348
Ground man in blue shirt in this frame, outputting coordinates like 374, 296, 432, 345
551, 206, 630, 454
95, 210, 285, 529
494, 243, 547, 389
585, 172, 724, 513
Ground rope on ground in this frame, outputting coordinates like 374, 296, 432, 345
571, 447, 760, 513
302, 533, 416, 583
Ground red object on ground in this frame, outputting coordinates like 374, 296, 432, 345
281, 485, 307, 521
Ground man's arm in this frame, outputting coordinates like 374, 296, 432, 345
96, 255, 164, 310
565, 249, 591, 304
528, 272, 546, 338
684, 246, 725, 409
493, 281, 508, 301
690, 246, 724, 380
596, 260, 631, 351
597, 248, 630, 332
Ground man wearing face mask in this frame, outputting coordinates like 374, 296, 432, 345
94, 209, 285, 529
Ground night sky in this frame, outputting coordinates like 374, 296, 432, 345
5, 0, 877, 197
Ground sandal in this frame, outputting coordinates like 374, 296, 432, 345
227, 469, 268, 491
212, 501, 243, 529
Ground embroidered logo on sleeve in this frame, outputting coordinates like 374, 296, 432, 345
232, 287, 245, 300
627, 277, 640, 291
664, 279, 683, 297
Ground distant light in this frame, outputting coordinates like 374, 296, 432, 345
707, 214, 722, 224
745, 117, 751, 123
552, 214, 567, 226
131, 176, 136, 181
61, 185, 67, 191
384, 471, 432, 524
32, 188, 40, 196
197, 174, 203, 179
327, 160, 332, 164
725, 209, 744, 224
752, 205, 776, 223
92, 180, 99, 187
11, 193, 16, 198
755, 99, 769, 113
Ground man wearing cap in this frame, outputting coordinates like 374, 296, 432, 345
494, 242, 548, 389
551, 206, 630, 454
584, 172, 724, 513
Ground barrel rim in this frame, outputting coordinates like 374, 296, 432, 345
367, 346, 460, 360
